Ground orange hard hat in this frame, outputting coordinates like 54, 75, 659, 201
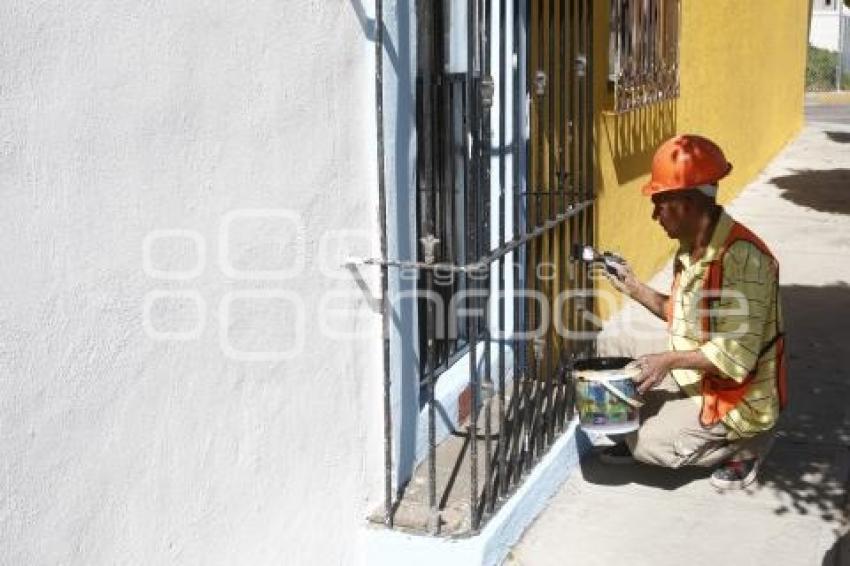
641, 134, 733, 196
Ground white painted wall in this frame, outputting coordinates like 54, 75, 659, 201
811, 11, 842, 51
0, 1, 386, 564
810, 11, 850, 71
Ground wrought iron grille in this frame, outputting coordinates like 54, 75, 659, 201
608, 0, 680, 113
371, 0, 597, 535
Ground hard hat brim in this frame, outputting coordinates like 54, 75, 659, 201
640, 162, 733, 197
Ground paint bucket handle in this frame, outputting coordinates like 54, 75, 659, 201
600, 378, 645, 409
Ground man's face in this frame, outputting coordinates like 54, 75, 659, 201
651, 191, 693, 240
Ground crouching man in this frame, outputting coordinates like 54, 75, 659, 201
599, 134, 787, 490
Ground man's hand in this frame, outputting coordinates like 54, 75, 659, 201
631, 350, 725, 395
632, 352, 673, 394
590, 259, 640, 298
589, 258, 671, 322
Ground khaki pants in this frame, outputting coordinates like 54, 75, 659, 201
624, 375, 774, 468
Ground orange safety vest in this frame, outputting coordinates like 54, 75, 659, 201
667, 221, 788, 428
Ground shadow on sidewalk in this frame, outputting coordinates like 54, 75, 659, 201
759, 284, 850, 530
822, 531, 849, 566
769, 169, 850, 215
578, 456, 711, 490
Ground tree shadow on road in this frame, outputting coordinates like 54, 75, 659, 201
825, 131, 850, 144
769, 169, 850, 215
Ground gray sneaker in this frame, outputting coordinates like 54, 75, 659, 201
710, 458, 759, 490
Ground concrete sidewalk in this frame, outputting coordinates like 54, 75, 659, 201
508, 111, 850, 566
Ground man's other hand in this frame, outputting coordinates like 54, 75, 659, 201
632, 352, 672, 394
590, 259, 640, 298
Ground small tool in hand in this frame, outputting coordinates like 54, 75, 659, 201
574, 244, 627, 278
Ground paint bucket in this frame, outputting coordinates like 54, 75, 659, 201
574, 357, 643, 435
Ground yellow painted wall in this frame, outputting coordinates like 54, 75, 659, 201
592, 0, 810, 319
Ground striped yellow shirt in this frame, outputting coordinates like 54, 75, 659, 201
669, 211, 783, 439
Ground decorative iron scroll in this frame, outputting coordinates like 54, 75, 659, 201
609, 0, 680, 113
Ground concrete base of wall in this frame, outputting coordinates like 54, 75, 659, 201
362, 420, 589, 566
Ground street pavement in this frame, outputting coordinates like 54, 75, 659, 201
508, 104, 850, 565
807, 92, 850, 125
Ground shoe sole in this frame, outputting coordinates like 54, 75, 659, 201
710, 461, 760, 491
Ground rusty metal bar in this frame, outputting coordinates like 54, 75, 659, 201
586, 0, 595, 271
495, 0, 508, 506
423, 237, 440, 534
346, 199, 593, 272
554, 0, 568, 437
374, 0, 394, 529
509, 0, 525, 491
543, 0, 556, 448
466, 0, 480, 533
415, 0, 440, 535
480, 0, 496, 523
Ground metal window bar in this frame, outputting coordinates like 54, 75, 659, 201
609, 0, 680, 113
373, 0, 393, 529
368, 0, 597, 535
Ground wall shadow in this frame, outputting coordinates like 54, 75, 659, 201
347, 0, 376, 40
600, 99, 678, 186
387, 0, 419, 492
348, 0, 419, 489
769, 169, 850, 215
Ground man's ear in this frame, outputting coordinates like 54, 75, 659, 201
682, 191, 710, 212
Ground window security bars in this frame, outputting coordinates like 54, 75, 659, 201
387, 0, 597, 534
608, 0, 680, 113
414, 65, 483, 380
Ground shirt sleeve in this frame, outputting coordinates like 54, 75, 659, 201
698, 241, 777, 382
